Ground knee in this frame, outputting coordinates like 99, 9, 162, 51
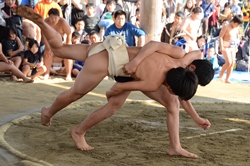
164, 97, 180, 114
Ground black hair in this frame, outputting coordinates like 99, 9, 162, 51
175, 11, 184, 18
86, 2, 95, 8
48, 8, 60, 16
75, 18, 84, 24
231, 14, 243, 24
191, 59, 214, 86
28, 39, 39, 48
106, 0, 116, 5
72, 31, 81, 38
89, 31, 99, 36
81, 40, 91, 44
192, 6, 202, 14
114, 10, 126, 19
166, 67, 198, 100
3, 26, 17, 39
136, 7, 140, 13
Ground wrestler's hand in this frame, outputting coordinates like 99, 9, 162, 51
220, 47, 225, 53
106, 85, 121, 100
123, 60, 138, 75
195, 117, 211, 130
6, 60, 13, 65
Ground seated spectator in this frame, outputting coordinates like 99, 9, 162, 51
179, 0, 195, 18
205, 46, 220, 73
219, 2, 233, 22
72, 31, 81, 44
1, 26, 24, 81
236, 31, 250, 71
89, 31, 101, 44
104, 10, 146, 46
22, 39, 46, 80
161, 11, 184, 44
98, 0, 116, 30
74, 18, 87, 42
83, 3, 100, 34
131, 7, 140, 28
197, 35, 207, 58
0, 43, 33, 83
50, 56, 66, 76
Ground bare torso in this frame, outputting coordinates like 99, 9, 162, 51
45, 18, 66, 37
221, 24, 238, 42
22, 19, 40, 42
184, 17, 200, 41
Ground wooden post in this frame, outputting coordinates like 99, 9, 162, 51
140, 0, 163, 42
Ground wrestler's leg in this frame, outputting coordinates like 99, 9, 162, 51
219, 48, 231, 81
64, 59, 73, 81
41, 52, 109, 126
143, 85, 199, 159
71, 91, 131, 150
225, 49, 236, 83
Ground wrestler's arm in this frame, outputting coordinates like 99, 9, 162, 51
123, 41, 186, 74
219, 26, 226, 52
178, 50, 202, 68
180, 99, 211, 130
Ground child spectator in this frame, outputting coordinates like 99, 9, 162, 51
0, 43, 33, 83
74, 19, 87, 42
22, 39, 46, 80
161, 11, 184, 44
72, 31, 81, 44
98, 0, 116, 30
205, 46, 220, 73
1, 26, 24, 81
83, 3, 100, 34
89, 31, 101, 44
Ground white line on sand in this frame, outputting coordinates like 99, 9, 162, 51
183, 128, 243, 139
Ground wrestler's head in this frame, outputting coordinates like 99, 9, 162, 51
48, 8, 60, 25
189, 59, 214, 86
231, 14, 243, 27
166, 67, 198, 100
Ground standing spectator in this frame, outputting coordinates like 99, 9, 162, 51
1, 0, 23, 44
130, 0, 140, 19
231, 0, 242, 15
236, 30, 250, 71
199, 0, 214, 36
242, 2, 250, 35
58, 0, 71, 24
98, 0, 116, 30
179, 0, 195, 18
43, 8, 73, 81
131, 7, 140, 28
22, 39, 46, 80
83, 3, 100, 34
74, 18, 87, 42
181, 7, 203, 52
219, 14, 243, 83
104, 10, 145, 47
161, 11, 184, 44
71, 0, 86, 26
34, 0, 63, 19
96, 0, 107, 18
1, 26, 24, 81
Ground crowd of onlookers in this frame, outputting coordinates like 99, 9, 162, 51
0, 0, 249, 83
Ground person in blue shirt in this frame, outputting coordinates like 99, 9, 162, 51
199, 0, 214, 35
104, 10, 146, 47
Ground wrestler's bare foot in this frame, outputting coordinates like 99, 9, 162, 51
65, 76, 73, 81
168, 147, 199, 159
43, 74, 50, 80
70, 127, 94, 150
41, 107, 52, 126
225, 80, 231, 84
11, 6, 43, 24
24, 78, 34, 83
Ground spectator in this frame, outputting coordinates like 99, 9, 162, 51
115, 0, 131, 22
0, 43, 33, 83
22, 39, 46, 80
219, 2, 233, 22
131, 7, 140, 28
1, 0, 23, 44
71, 0, 86, 26
104, 10, 146, 47
1, 26, 24, 81
231, 0, 242, 15
34, 0, 63, 19
83, 3, 100, 34
208, 3, 220, 36
89, 31, 101, 44
205, 46, 220, 73
213, 19, 229, 37
236, 30, 250, 71
74, 18, 87, 42
179, 0, 195, 17
242, 3, 250, 35
96, 0, 107, 18
58, 0, 71, 24
72, 31, 81, 44
98, 0, 116, 30
161, 11, 184, 44
43, 8, 73, 81
199, 0, 214, 35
